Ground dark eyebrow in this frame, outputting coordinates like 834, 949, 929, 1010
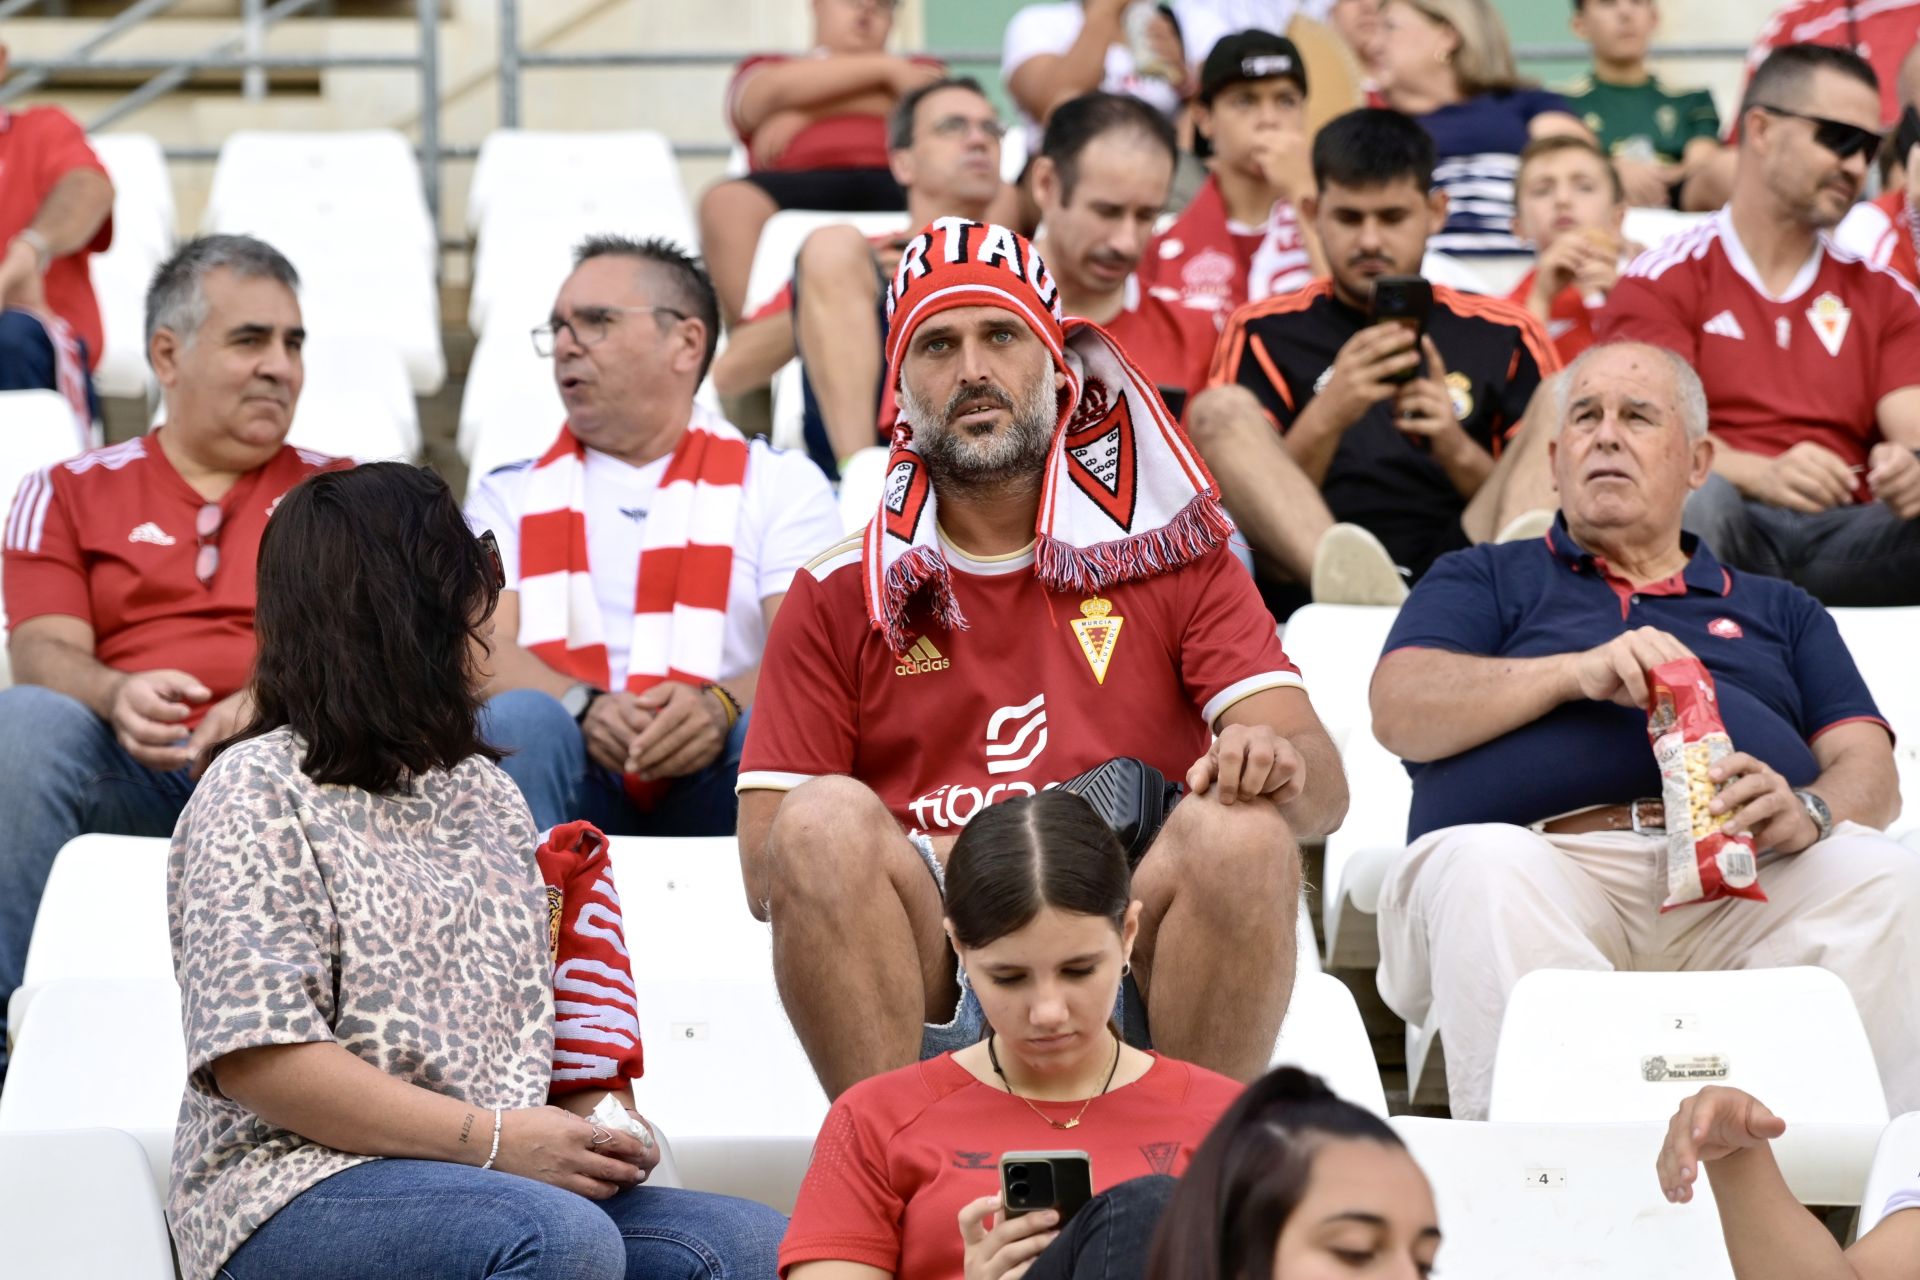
1322, 1212, 1389, 1227
226, 323, 299, 343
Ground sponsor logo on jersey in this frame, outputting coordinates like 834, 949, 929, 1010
1806, 291, 1851, 357
894, 635, 950, 676
1708, 617, 1744, 640
127, 521, 176, 546
1702, 311, 1745, 340
1070, 596, 1124, 684
1446, 371, 1474, 421
952, 1151, 996, 1170
985, 694, 1048, 776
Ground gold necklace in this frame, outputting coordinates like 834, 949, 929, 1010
987, 1031, 1123, 1130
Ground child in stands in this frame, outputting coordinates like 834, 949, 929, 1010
1507, 134, 1632, 364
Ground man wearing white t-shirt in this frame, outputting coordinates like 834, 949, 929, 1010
469, 236, 840, 835
1003, 0, 1187, 156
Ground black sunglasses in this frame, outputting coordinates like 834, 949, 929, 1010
478, 529, 505, 591
1753, 104, 1884, 160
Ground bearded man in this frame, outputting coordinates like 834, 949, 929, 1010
733, 216, 1347, 1099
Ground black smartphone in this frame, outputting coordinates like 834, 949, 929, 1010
1368, 275, 1433, 384
1000, 1150, 1094, 1226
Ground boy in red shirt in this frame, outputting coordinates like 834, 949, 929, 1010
1508, 134, 1631, 365
0, 41, 115, 439
0, 235, 344, 1069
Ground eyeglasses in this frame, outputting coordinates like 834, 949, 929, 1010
927, 115, 1008, 142
531, 305, 690, 357
478, 529, 505, 591
195, 502, 222, 586
1752, 104, 1884, 160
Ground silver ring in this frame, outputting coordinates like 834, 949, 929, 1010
589, 1125, 613, 1145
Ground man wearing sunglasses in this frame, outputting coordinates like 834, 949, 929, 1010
0, 234, 346, 1076
1598, 43, 1920, 605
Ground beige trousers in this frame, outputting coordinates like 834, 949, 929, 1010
1376, 821, 1920, 1119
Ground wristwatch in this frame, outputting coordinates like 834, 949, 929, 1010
1791, 788, 1833, 845
560, 682, 603, 725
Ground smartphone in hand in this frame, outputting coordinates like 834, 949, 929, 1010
1000, 1150, 1094, 1226
1368, 275, 1433, 385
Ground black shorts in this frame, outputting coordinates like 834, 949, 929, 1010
739, 166, 907, 212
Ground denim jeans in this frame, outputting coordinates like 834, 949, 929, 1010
479, 689, 748, 836
1024, 1175, 1176, 1280
217, 1158, 787, 1280
1683, 473, 1920, 605
0, 685, 197, 1070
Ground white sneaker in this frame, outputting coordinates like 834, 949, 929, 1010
1494, 508, 1555, 544
1310, 523, 1409, 606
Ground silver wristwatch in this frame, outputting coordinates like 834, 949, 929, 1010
560, 681, 602, 725
1791, 788, 1833, 844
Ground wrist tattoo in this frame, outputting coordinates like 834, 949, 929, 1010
459, 1112, 475, 1145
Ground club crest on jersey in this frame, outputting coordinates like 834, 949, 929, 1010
883, 455, 930, 543
1708, 617, 1744, 640
1446, 371, 1474, 421
1070, 596, 1125, 685
1805, 292, 1851, 357
1063, 380, 1139, 531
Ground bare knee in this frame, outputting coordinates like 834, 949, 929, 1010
1156, 795, 1300, 911
767, 775, 903, 906
1184, 384, 1267, 454
699, 177, 775, 223
796, 224, 878, 284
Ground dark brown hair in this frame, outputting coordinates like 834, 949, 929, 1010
1518, 132, 1626, 204
944, 790, 1130, 948
212, 462, 503, 793
1146, 1068, 1411, 1280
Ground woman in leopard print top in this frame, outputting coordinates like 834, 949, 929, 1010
166, 463, 785, 1280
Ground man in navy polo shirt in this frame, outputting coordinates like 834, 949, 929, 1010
1368, 339, 1918, 1121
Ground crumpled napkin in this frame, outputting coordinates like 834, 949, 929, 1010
588, 1093, 655, 1151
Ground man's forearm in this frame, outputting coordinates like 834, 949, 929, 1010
1279, 396, 1352, 484
1371, 648, 1580, 763
1279, 728, 1348, 838
1806, 745, 1902, 833
738, 54, 898, 124
30, 169, 114, 257
1705, 1146, 1860, 1280
1434, 433, 1495, 498
1711, 443, 1774, 497
710, 314, 796, 398
11, 632, 123, 719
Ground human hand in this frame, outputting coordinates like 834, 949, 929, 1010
186, 689, 254, 779
1533, 232, 1591, 299
1706, 751, 1818, 853
1391, 336, 1467, 451
889, 57, 946, 97
1655, 1087, 1786, 1204
625, 681, 727, 781
1320, 322, 1422, 427
1186, 723, 1305, 806
1141, 9, 1187, 89
620, 1108, 664, 1179
1866, 441, 1920, 519
1088, 0, 1133, 26
959, 1195, 1061, 1280
750, 109, 812, 169
1571, 229, 1623, 298
1754, 442, 1857, 513
1251, 129, 1314, 203
0, 238, 46, 310
492, 1105, 649, 1200
582, 690, 647, 774
1615, 155, 1681, 208
1570, 626, 1697, 710
109, 669, 210, 771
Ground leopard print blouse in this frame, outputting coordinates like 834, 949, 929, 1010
166, 727, 554, 1280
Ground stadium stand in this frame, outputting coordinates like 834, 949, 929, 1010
0, 1127, 175, 1280
83, 132, 172, 402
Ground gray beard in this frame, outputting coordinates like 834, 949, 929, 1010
901, 371, 1058, 496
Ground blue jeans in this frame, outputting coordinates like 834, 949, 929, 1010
217, 1158, 787, 1280
479, 689, 748, 836
0, 308, 99, 418
1683, 473, 1920, 606
0, 685, 196, 1069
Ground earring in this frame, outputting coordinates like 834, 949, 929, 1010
1121, 961, 1132, 977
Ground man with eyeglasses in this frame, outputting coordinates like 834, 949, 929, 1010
1598, 43, 1920, 605
711, 75, 1010, 476
0, 234, 344, 1077
468, 235, 840, 838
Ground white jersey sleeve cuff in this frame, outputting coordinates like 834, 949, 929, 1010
735, 769, 817, 795
1204, 672, 1305, 728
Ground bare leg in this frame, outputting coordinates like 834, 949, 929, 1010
1680, 149, 1736, 213
1461, 373, 1561, 544
699, 178, 781, 326
1129, 792, 1300, 1081
1185, 385, 1337, 583
794, 226, 886, 462
765, 775, 956, 1099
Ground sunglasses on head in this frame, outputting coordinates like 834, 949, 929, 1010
1754, 104, 1884, 160
478, 529, 505, 591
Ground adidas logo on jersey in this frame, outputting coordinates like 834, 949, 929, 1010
894, 636, 950, 676
1702, 311, 1745, 341
127, 522, 176, 546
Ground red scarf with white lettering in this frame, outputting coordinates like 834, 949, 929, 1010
538, 820, 644, 1091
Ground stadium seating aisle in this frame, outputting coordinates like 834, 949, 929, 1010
0, 1128, 176, 1280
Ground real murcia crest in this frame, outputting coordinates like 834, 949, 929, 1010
1070, 596, 1124, 685
1806, 292, 1851, 357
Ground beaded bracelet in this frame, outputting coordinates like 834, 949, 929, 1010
480, 1108, 503, 1171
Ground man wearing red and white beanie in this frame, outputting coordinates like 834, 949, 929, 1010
736, 216, 1348, 1099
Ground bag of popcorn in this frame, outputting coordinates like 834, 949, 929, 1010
1646, 659, 1766, 912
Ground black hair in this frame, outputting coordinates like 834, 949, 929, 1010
1145, 1068, 1415, 1280
1040, 91, 1179, 203
1741, 42, 1880, 119
211, 463, 504, 794
944, 791, 1130, 949
572, 233, 722, 382
1311, 107, 1437, 194
888, 75, 991, 151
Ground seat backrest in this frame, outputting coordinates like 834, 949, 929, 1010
0, 977, 185, 1140
1488, 967, 1889, 1126
17, 835, 171, 1008
836, 445, 891, 535
1858, 1112, 1920, 1236
1390, 1117, 1734, 1279
206, 130, 433, 252
1278, 604, 1399, 749
1269, 971, 1389, 1116
1828, 608, 1920, 793
468, 130, 690, 242
287, 334, 420, 461
743, 210, 912, 318
0, 1127, 176, 1280
0, 392, 88, 576
88, 132, 175, 259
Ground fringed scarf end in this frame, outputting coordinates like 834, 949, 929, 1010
1035, 492, 1231, 593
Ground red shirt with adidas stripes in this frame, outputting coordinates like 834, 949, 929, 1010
1596, 208, 1920, 494
738, 536, 1300, 836
0, 105, 113, 369
3, 433, 345, 726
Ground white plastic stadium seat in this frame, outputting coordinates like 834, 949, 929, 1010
467, 131, 695, 245
287, 333, 419, 461
742, 210, 912, 319
769, 357, 807, 453
1270, 971, 1387, 1116
9, 834, 171, 1044
1858, 1112, 1920, 1236
1277, 604, 1398, 751
468, 206, 699, 338
1488, 967, 1889, 1204
1391, 1117, 1735, 1279
0, 1128, 176, 1280
86, 132, 175, 399
1826, 607, 1920, 842
837, 445, 890, 534
1319, 727, 1411, 970
1, 396, 91, 690
461, 327, 567, 499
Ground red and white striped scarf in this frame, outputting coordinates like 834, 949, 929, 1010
516, 407, 748, 800
19, 307, 92, 447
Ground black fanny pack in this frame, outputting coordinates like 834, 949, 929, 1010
1058, 757, 1184, 869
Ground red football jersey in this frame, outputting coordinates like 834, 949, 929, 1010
0, 107, 113, 369
1596, 209, 1920, 482
1740, 0, 1920, 127
1507, 267, 1599, 365
727, 53, 942, 173
3, 434, 346, 726
1103, 278, 1220, 404
738, 534, 1301, 835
